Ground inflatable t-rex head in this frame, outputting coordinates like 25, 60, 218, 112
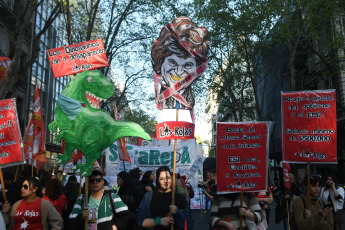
152, 16, 209, 114
49, 70, 151, 176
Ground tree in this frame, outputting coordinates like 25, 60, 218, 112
0, 0, 64, 99
63, 0, 190, 113
194, 0, 278, 121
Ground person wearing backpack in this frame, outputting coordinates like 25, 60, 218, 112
321, 173, 344, 230
291, 174, 333, 230
69, 168, 135, 230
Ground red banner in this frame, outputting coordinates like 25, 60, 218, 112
156, 121, 195, 140
217, 122, 269, 193
282, 90, 337, 163
32, 86, 46, 162
0, 57, 12, 84
47, 38, 109, 78
0, 99, 25, 166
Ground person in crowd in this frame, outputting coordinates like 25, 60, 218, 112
210, 192, 265, 230
130, 167, 147, 202
63, 180, 80, 230
174, 173, 189, 205
69, 168, 134, 230
136, 166, 193, 229
118, 171, 142, 213
274, 172, 301, 230
256, 185, 273, 228
43, 178, 67, 216
291, 174, 333, 230
1, 201, 11, 229
202, 169, 217, 214
202, 170, 212, 213
2, 172, 22, 206
321, 173, 344, 230
141, 170, 155, 192
7, 177, 63, 230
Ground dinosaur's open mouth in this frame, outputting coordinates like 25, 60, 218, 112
85, 91, 107, 109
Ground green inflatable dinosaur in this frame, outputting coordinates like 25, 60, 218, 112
49, 70, 151, 176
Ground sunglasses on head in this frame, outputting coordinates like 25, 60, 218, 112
310, 174, 322, 180
22, 184, 29, 190
90, 178, 102, 184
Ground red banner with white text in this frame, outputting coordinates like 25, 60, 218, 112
0, 99, 25, 167
217, 122, 269, 193
47, 38, 109, 78
282, 90, 337, 163
156, 121, 195, 140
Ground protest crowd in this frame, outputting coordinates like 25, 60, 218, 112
0, 163, 343, 230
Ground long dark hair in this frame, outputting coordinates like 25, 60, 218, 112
45, 178, 63, 200
155, 166, 171, 191
117, 171, 133, 196
24, 177, 43, 197
141, 171, 154, 185
326, 173, 339, 189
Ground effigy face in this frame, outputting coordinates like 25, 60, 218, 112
161, 53, 197, 94
152, 16, 209, 116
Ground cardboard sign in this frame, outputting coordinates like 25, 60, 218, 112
47, 38, 109, 78
0, 99, 25, 167
217, 122, 269, 193
282, 90, 337, 163
156, 121, 195, 140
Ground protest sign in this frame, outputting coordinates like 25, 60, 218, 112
47, 38, 109, 78
156, 121, 195, 140
282, 90, 337, 163
0, 99, 25, 167
217, 122, 270, 193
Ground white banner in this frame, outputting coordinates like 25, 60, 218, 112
103, 139, 205, 209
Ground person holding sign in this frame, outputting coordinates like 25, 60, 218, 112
210, 192, 264, 230
291, 175, 333, 230
136, 166, 192, 229
9, 177, 63, 230
321, 173, 344, 230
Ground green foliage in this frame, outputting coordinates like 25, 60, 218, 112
123, 108, 157, 135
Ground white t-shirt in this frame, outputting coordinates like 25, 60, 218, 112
321, 186, 344, 212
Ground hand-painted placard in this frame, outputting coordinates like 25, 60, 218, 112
217, 122, 269, 193
156, 121, 195, 140
0, 99, 25, 167
47, 38, 109, 78
282, 90, 337, 163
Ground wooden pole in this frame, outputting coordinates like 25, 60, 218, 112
84, 176, 89, 230
306, 162, 311, 210
79, 160, 82, 195
31, 160, 34, 177
199, 188, 203, 219
122, 160, 126, 171
61, 164, 65, 180
14, 165, 20, 182
171, 108, 179, 230
100, 155, 103, 168
0, 167, 7, 202
287, 200, 290, 230
240, 192, 243, 230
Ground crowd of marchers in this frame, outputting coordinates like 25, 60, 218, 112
0, 167, 344, 230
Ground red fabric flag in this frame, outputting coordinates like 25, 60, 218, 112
32, 86, 46, 163
114, 105, 131, 164
61, 140, 84, 163
283, 162, 291, 194
23, 114, 34, 161
0, 57, 12, 84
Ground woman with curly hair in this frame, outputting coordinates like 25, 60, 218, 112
43, 178, 67, 215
